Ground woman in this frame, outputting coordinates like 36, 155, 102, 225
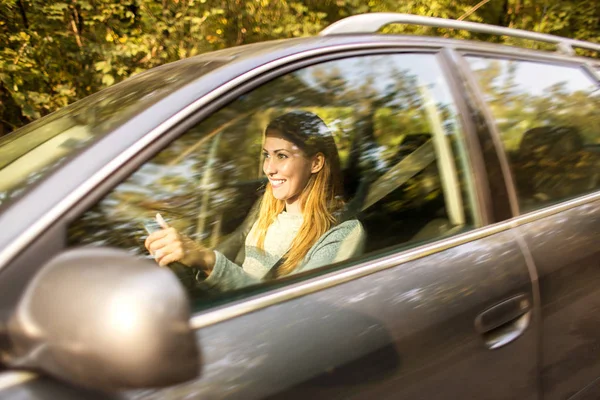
145, 111, 365, 291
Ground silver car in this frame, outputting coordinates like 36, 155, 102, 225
1, 13, 599, 400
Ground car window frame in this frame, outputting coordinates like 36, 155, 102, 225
1, 44, 492, 328
0, 44, 442, 270
583, 64, 600, 82
458, 49, 600, 217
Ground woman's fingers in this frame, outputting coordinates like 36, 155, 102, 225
155, 243, 185, 266
143, 221, 201, 268
156, 213, 169, 229
146, 227, 188, 266
145, 227, 179, 252
157, 252, 182, 267
144, 229, 168, 250
143, 215, 201, 268
147, 234, 176, 254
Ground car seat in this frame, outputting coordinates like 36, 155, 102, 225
355, 133, 450, 252
513, 126, 594, 206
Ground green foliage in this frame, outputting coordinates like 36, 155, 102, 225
1, 0, 599, 136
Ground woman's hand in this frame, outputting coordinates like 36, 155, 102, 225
144, 215, 215, 274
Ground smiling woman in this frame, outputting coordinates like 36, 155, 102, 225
144, 111, 366, 290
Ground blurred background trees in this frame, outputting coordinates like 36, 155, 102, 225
1, 0, 599, 137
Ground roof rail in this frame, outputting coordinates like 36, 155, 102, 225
320, 13, 600, 56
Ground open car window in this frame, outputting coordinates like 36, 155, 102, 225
68, 53, 477, 310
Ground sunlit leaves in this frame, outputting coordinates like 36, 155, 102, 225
1, 0, 599, 137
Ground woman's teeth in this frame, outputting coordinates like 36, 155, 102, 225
271, 179, 285, 187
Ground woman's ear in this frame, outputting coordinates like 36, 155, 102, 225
311, 153, 325, 174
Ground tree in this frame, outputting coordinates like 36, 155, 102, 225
1, 0, 599, 137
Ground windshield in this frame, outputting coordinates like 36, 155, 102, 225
0, 57, 227, 207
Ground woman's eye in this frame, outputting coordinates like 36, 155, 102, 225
262, 153, 269, 159
277, 153, 287, 159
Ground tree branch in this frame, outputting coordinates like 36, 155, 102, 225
17, 0, 28, 29
458, 0, 493, 21
70, 10, 83, 48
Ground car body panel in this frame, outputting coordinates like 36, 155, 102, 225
129, 229, 537, 400
517, 199, 600, 399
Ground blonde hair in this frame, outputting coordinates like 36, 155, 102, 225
253, 111, 343, 277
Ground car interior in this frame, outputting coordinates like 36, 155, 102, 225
68, 99, 472, 294
510, 125, 600, 210
206, 106, 468, 262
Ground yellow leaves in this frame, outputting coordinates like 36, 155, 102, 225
2, 0, 598, 139
105, 32, 127, 44
95, 61, 111, 73
102, 74, 115, 86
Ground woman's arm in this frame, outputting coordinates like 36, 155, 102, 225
146, 219, 366, 292
198, 251, 261, 291
205, 220, 366, 291
145, 220, 261, 292
296, 219, 366, 273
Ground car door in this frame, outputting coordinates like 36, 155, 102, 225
59, 48, 539, 399
465, 54, 600, 400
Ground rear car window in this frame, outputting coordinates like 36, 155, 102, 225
467, 57, 600, 212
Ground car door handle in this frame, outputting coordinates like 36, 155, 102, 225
474, 294, 532, 350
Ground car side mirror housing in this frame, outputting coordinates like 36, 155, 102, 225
1, 247, 200, 391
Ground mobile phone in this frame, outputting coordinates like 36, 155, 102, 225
142, 218, 162, 235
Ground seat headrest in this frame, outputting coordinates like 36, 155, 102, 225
518, 126, 583, 160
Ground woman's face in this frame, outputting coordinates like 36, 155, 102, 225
263, 129, 323, 213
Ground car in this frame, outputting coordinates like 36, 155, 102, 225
1, 12, 599, 400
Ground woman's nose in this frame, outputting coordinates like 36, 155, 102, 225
264, 158, 276, 175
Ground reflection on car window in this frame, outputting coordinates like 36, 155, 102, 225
68, 53, 476, 309
467, 57, 600, 212
0, 58, 226, 208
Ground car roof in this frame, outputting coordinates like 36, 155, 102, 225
180, 32, 597, 69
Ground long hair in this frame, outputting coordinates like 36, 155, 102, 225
253, 111, 343, 277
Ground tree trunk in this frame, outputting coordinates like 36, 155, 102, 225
17, 0, 28, 29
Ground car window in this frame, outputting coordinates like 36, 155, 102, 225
68, 53, 477, 310
0, 58, 226, 208
466, 57, 600, 212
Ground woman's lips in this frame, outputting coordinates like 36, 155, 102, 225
270, 178, 286, 188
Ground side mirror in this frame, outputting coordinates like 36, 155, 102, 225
2, 247, 199, 390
